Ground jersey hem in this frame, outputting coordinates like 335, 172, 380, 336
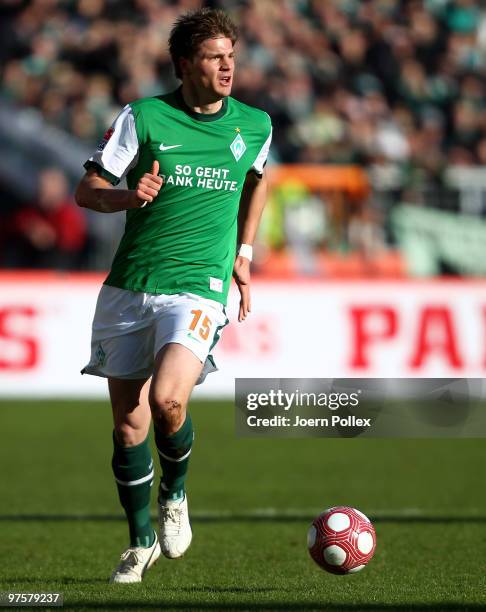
103, 279, 228, 306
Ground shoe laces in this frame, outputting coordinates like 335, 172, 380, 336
160, 506, 183, 536
117, 549, 141, 574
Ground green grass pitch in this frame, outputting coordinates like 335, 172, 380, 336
1, 399, 486, 611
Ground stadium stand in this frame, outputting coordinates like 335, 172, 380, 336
0, 0, 485, 275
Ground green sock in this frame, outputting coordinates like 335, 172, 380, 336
154, 413, 193, 502
112, 432, 155, 548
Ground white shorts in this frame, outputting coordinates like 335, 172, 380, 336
82, 285, 228, 384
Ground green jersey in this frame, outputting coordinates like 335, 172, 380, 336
85, 89, 272, 305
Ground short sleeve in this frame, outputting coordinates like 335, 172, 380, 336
84, 105, 139, 185
251, 124, 272, 176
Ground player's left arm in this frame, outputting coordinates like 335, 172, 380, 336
233, 170, 268, 322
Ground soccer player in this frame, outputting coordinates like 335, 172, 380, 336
75, 9, 271, 583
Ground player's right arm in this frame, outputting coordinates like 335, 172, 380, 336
74, 103, 162, 212
75, 161, 162, 213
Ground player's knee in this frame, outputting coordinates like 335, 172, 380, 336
114, 422, 145, 447
150, 394, 186, 434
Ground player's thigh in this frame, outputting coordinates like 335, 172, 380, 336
109, 377, 152, 445
149, 343, 203, 432
152, 292, 227, 384
149, 292, 227, 431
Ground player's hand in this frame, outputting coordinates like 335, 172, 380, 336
233, 255, 251, 322
132, 160, 163, 207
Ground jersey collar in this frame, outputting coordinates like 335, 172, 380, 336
175, 87, 228, 122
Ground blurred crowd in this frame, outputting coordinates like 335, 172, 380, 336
0, 0, 485, 271
1, 167, 87, 269
2, 0, 485, 166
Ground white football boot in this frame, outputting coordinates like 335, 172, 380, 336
110, 531, 161, 583
158, 495, 192, 558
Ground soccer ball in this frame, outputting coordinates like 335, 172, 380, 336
307, 506, 376, 574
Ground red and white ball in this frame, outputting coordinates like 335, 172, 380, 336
307, 506, 376, 574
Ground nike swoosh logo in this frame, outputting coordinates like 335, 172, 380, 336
159, 144, 182, 151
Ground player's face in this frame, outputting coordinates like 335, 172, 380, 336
184, 37, 235, 100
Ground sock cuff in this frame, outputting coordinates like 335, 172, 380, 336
112, 431, 153, 483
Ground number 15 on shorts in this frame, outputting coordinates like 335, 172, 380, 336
189, 309, 212, 341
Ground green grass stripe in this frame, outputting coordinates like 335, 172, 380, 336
1, 508, 486, 523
